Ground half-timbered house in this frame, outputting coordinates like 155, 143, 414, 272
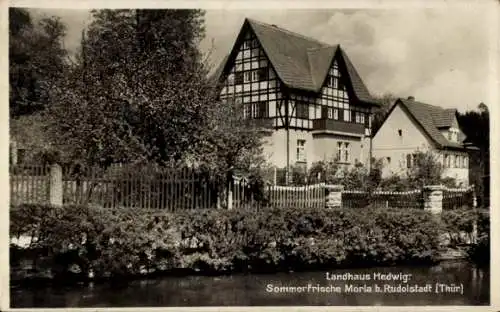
212, 18, 379, 170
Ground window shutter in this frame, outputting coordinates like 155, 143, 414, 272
258, 101, 267, 118
235, 72, 243, 84
322, 107, 328, 119
258, 67, 268, 81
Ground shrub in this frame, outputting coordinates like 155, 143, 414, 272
441, 208, 489, 236
440, 208, 490, 264
10, 203, 446, 281
467, 234, 489, 267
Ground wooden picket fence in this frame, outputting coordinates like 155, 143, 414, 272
232, 180, 326, 209
342, 189, 423, 209
10, 164, 475, 211
60, 165, 219, 210
267, 183, 325, 209
10, 164, 50, 205
443, 187, 474, 210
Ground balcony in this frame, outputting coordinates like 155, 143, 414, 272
312, 119, 365, 135
243, 118, 274, 130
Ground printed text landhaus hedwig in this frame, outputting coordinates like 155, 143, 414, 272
325, 272, 412, 283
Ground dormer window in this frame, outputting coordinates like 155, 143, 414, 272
448, 128, 459, 142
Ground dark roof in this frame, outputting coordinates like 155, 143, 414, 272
213, 18, 377, 105
433, 108, 457, 128
398, 98, 468, 149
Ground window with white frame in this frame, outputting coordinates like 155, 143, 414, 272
448, 128, 459, 142
296, 140, 306, 162
243, 71, 253, 83
242, 39, 258, 50
243, 101, 268, 119
405, 153, 420, 168
355, 112, 365, 124
244, 104, 252, 119
343, 109, 351, 122
243, 69, 267, 83
337, 142, 350, 163
407, 153, 413, 168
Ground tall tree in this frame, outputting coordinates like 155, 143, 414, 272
9, 8, 68, 118
457, 103, 490, 206
371, 93, 397, 135
48, 9, 264, 182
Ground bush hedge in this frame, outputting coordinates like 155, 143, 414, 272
11, 204, 482, 282
439, 208, 490, 266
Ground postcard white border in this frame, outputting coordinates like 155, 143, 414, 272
1, 0, 498, 311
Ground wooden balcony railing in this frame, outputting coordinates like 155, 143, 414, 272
312, 119, 365, 134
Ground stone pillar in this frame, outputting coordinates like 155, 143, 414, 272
423, 185, 443, 214
325, 184, 343, 209
49, 164, 63, 207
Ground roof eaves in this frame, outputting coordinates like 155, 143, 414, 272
337, 46, 377, 106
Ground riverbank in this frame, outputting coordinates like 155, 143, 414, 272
9, 252, 473, 290
11, 260, 490, 307
10, 204, 489, 285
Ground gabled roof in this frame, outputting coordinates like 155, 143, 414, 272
213, 18, 377, 105
432, 108, 457, 128
381, 98, 471, 150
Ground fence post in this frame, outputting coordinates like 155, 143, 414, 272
423, 185, 443, 214
325, 184, 343, 209
49, 163, 63, 207
10, 140, 18, 165
471, 184, 478, 244
472, 184, 477, 208
227, 179, 233, 210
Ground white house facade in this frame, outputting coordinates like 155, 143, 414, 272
372, 97, 475, 186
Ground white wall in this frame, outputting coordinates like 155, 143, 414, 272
262, 129, 314, 168
312, 134, 365, 165
263, 129, 367, 169
372, 102, 433, 176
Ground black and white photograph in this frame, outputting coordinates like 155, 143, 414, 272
5, 0, 496, 309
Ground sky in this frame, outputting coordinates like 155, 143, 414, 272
28, 6, 497, 113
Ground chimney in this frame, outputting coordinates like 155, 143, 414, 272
407, 96, 415, 101
271, 24, 277, 27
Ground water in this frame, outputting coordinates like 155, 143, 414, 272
11, 260, 489, 307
